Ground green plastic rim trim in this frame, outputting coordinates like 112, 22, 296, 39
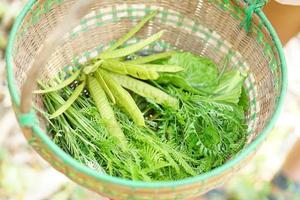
6, 0, 287, 189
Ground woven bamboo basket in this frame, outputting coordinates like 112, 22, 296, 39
6, 0, 287, 199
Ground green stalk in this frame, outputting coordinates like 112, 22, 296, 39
126, 51, 176, 64
100, 30, 165, 59
105, 10, 158, 52
50, 79, 85, 119
34, 71, 80, 94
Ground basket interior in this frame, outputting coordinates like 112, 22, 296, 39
11, 0, 282, 162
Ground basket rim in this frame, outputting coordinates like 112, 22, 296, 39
6, 0, 287, 189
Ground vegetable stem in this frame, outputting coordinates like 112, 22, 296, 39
34, 71, 80, 94
126, 51, 176, 64
50, 79, 85, 119
100, 30, 165, 59
105, 10, 158, 52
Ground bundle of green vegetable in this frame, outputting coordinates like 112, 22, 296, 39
37, 11, 249, 181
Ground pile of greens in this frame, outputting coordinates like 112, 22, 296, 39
38, 11, 249, 181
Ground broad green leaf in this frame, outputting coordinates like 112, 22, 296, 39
50, 80, 85, 119
105, 10, 158, 53
238, 87, 249, 112
157, 74, 207, 95
167, 52, 219, 93
34, 71, 80, 94
211, 70, 247, 104
217, 54, 230, 81
100, 30, 165, 59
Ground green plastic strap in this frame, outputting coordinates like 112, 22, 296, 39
18, 110, 37, 127
242, 0, 269, 33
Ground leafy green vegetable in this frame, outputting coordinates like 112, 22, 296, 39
40, 60, 248, 181
37, 10, 249, 182
157, 73, 207, 95
41, 83, 201, 180
211, 70, 247, 104
39, 12, 177, 136
160, 52, 219, 93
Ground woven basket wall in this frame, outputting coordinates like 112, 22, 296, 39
6, 0, 286, 199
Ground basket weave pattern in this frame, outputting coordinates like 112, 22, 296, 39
7, 0, 284, 199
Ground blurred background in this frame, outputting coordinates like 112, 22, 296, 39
0, 0, 300, 200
